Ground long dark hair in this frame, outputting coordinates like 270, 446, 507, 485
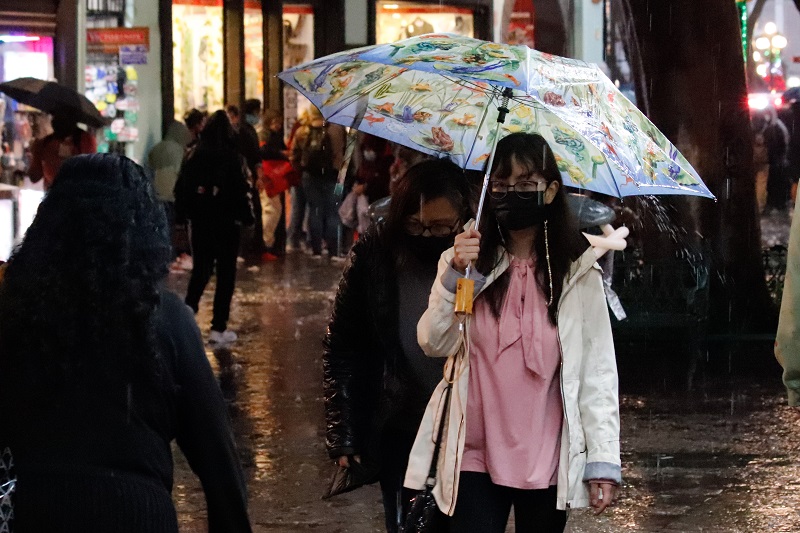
0, 154, 171, 397
382, 158, 473, 265
476, 133, 587, 325
199, 110, 237, 151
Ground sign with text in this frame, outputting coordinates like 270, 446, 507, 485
120, 45, 148, 65
87, 27, 150, 54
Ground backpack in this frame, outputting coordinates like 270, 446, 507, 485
299, 125, 333, 174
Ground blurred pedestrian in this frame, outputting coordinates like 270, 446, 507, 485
287, 109, 310, 251
28, 114, 96, 190
184, 108, 206, 149
292, 107, 345, 258
785, 98, 800, 200
237, 100, 267, 258
389, 144, 430, 195
762, 108, 790, 211
777, 176, 800, 407
0, 154, 252, 533
147, 120, 193, 269
175, 111, 254, 345
408, 133, 620, 532
259, 109, 292, 260
324, 159, 473, 533
355, 133, 393, 204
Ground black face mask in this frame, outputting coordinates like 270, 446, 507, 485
492, 192, 548, 231
406, 234, 456, 263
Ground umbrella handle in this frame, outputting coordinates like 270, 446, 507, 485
465, 88, 513, 280
459, 87, 513, 312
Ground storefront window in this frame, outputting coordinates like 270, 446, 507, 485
244, 0, 264, 101
0, 35, 54, 83
283, 5, 314, 135
506, 0, 534, 47
0, 35, 55, 177
375, 2, 474, 44
172, 0, 224, 121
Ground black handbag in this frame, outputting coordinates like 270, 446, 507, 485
401, 357, 458, 533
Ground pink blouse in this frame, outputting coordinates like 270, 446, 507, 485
461, 257, 563, 490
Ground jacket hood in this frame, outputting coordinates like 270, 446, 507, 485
165, 121, 192, 147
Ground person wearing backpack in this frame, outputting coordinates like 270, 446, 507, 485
175, 111, 254, 345
292, 107, 345, 258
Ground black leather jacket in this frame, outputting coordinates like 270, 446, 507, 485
323, 227, 435, 461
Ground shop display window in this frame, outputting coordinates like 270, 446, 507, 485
244, 0, 264, 101
283, 5, 314, 136
0, 35, 54, 83
507, 0, 534, 47
375, 2, 474, 44
172, 0, 224, 121
0, 35, 54, 177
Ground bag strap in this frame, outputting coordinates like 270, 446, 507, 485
425, 350, 460, 487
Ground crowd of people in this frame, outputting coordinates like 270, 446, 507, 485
141, 100, 400, 346
0, 120, 622, 533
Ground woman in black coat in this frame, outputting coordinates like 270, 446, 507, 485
323, 159, 473, 533
175, 110, 254, 345
0, 154, 252, 533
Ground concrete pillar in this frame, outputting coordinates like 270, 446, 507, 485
224, 0, 246, 107
572, 0, 603, 64
264, 0, 284, 111
345, 0, 368, 46
129, 0, 163, 163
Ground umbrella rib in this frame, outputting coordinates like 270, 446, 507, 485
463, 85, 500, 169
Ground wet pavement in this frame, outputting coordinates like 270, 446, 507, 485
168, 252, 800, 533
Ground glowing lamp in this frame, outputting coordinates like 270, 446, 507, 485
771, 34, 788, 50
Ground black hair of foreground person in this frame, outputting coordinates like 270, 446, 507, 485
0, 154, 252, 533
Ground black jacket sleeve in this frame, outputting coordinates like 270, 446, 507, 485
323, 233, 378, 459
166, 293, 252, 533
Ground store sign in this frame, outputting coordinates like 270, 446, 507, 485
120, 45, 148, 65
87, 27, 150, 54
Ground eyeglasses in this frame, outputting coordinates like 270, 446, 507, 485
404, 219, 460, 237
489, 180, 544, 200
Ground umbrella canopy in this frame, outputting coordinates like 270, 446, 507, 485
0, 77, 107, 128
279, 34, 715, 200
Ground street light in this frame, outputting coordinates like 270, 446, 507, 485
754, 22, 788, 91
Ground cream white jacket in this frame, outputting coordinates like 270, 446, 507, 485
404, 245, 621, 513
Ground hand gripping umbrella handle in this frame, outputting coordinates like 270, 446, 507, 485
456, 87, 514, 316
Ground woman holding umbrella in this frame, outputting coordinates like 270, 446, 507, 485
406, 133, 621, 532
323, 158, 473, 533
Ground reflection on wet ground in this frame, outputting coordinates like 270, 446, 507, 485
169, 253, 800, 532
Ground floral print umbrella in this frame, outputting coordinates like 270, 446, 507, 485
279, 33, 715, 200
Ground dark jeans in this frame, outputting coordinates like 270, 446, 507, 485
302, 172, 340, 255
767, 163, 790, 210
379, 429, 417, 533
250, 184, 265, 254
185, 222, 241, 332
288, 184, 307, 248
450, 473, 566, 533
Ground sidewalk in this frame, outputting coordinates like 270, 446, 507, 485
169, 253, 800, 532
